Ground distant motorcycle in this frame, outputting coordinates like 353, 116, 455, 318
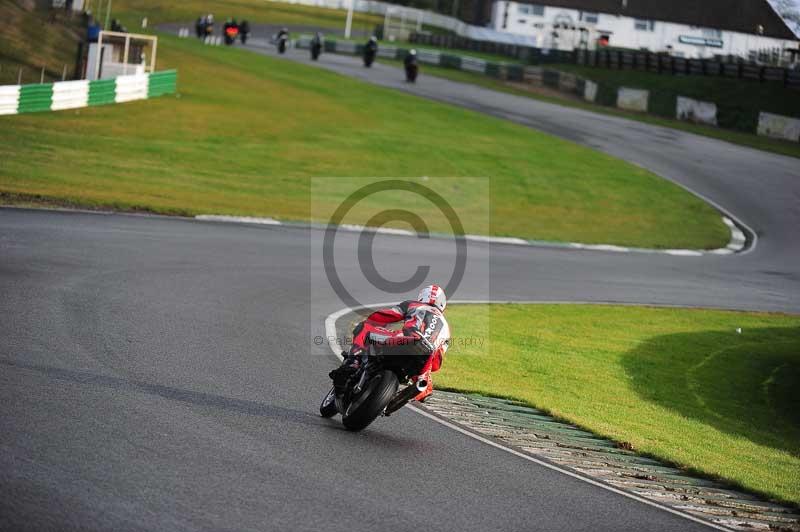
320, 342, 432, 431
276, 28, 289, 54
404, 50, 418, 83
310, 33, 323, 61
224, 25, 239, 45
363, 36, 378, 67
239, 20, 250, 44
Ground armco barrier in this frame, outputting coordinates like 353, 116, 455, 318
0, 70, 177, 116
295, 37, 523, 81
51, 80, 90, 111
148, 71, 177, 98
19, 84, 54, 113
88, 78, 117, 106
0, 85, 20, 115
115, 74, 149, 103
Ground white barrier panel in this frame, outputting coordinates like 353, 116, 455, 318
461, 57, 486, 74
676, 96, 717, 126
51, 80, 90, 111
0, 85, 21, 115
114, 74, 149, 103
377, 45, 398, 58
335, 40, 357, 53
617, 87, 649, 112
417, 49, 441, 65
757, 112, 800, 142
584, 80, 598, 102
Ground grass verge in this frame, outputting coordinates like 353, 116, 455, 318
0, 34, 729, 248
377, 58, 800, 159
439, 303, 800, 505
0, 3, 84, 85
113, 0, 383, 30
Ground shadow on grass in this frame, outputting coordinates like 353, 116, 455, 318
620, 326, 800, 457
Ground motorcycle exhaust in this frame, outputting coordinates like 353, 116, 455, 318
415, 378, 428, 393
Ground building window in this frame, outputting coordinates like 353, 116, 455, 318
634, 19, 655, 31
579, 11, 598, 24
517, 4, 544, 16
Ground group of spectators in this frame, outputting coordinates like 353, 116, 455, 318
195, 14, 250, 44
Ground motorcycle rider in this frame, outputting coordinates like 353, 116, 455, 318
329, 284, 450, 402
310, 31, 324, 59
404, 48, 418, 81
276, 27, 289, 52
363, 35, 378, 66
239, 19, 250, 44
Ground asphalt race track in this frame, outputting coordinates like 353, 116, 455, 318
2, 40, 799, 532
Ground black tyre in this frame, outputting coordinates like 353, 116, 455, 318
319, 386, 338, 418
342, 370, 398, 431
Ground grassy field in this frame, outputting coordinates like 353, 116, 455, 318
113, 0, 383, 30
0, 33, 729, 248
376, 57, 800, 159
0, 3, 84, 85
438, 303, 800, 505
115, 1, 800, 158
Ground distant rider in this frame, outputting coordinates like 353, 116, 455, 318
364, 35, 378, 56
404, 48, 418, 68
329, 285, 450, 402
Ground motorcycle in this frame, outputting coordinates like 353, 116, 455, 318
310, 40, 322, 60
363, 47, 376, 67
320, 343, 431, 431
405, 63, 418, 83
224, 26, 239, 45
277, 33, 288, 54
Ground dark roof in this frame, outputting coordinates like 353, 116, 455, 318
522, 0, 797, 40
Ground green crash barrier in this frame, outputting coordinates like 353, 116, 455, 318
148, 70, 178, 98
1, 71, 177, 115
18, 84, 54, 113
88, 78, 117, 106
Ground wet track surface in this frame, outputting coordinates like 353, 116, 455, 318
2, 37, 799, 532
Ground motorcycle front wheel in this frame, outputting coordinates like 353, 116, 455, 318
319, 386, 338, 418
342, 370, 398, 431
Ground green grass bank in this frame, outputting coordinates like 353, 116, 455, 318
0, 33, 729, 248
439, 303, 800, 505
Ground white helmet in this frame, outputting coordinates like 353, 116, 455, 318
418, 284, 446, 312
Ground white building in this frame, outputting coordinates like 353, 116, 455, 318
489, 0, 799, 61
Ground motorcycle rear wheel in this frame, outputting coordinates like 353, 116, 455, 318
342, 370, 398, 431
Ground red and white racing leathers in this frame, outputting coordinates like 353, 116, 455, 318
350, 300, 450, 400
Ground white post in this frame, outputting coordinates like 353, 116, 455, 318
122, 35, 130, 75
344, 0, 354, 39
150, 38, 158, 73
95, 32, 104, 80
104, 0, 112, 30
